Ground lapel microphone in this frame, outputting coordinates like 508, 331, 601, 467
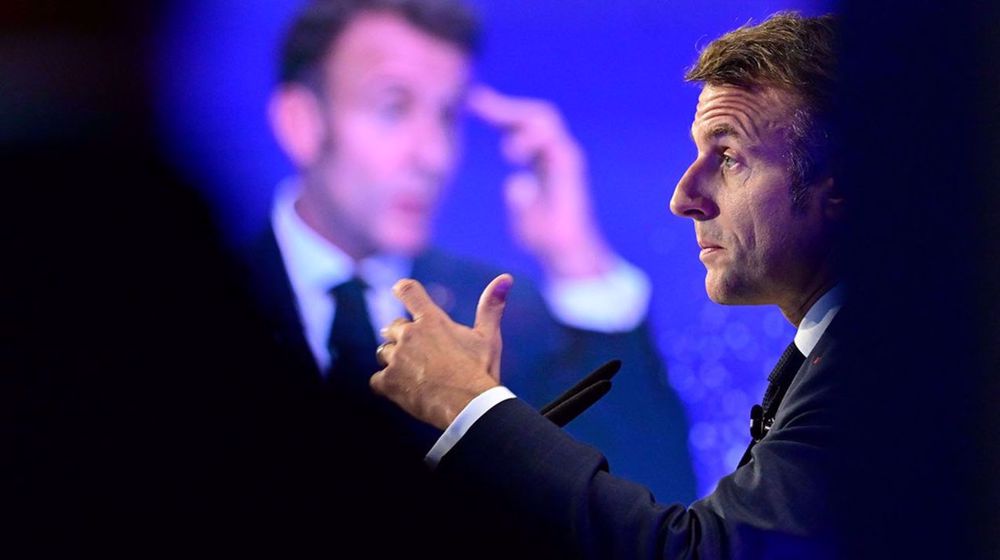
539, 360, 621, 427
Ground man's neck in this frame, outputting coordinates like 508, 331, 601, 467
780, 276, 839, 328
293, 196, 372, 263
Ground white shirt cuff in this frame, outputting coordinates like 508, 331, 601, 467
424, 386, 517, 469
543, 257, 651, 333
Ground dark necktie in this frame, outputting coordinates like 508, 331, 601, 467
327, 277, 380, 385
739, 341, 806, 467
327, 277, 439, 452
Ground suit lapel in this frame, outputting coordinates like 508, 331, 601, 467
244, 226, 323, 384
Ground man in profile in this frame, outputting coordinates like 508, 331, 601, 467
243, 0, 694, 554
373, 12, 847, 557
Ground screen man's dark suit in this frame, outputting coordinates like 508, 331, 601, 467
240, 227, 695, 556
436, 312, 850, 559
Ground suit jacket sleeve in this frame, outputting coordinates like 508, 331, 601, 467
413, 250, 697, 503
435, 329, 843, 559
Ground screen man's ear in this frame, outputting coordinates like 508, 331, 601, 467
268, 84, 326, 169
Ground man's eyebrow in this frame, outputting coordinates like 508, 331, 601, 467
708, 123, 739, 139
690, 122, 741, 142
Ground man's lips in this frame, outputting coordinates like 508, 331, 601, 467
698, 240, 724, 259
391, 199, 431, 216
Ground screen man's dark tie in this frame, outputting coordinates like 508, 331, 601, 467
326, 277, 439, 450
327, 277, 380, 385
739, 341, 806, 467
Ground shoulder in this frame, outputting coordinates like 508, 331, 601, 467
231, 224, 301, 330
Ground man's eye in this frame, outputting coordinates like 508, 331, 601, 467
721, 153, 738, 170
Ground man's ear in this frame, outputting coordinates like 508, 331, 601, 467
819, 176, 845, 222
268, 84, 326, 169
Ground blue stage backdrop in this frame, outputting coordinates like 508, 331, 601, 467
153, 0, 834, 497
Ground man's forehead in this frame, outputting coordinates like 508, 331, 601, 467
327, 11, 471, 84
691, 84, 797, 142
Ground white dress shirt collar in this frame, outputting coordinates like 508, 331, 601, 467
271, 179, 412, 370
793, 283, 845, 357
272, 180, 354, 296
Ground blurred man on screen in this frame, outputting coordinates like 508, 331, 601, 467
241, 0, 694, 555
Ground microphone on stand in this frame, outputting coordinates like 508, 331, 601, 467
540, 359, 621, 427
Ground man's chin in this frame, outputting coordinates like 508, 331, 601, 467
705, 275, 753, 306
705, 273, 727, 303
705, 290, 739, 306
706, 282, 773, 308
377, 233, 430, 258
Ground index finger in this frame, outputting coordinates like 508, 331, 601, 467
392, 279, 441, 321
467, 85, 541, 128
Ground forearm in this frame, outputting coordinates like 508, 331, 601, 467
435, 398, 711, 559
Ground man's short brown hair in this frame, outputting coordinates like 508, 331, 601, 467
686, 12, 838, 207
278, 0, 479, 88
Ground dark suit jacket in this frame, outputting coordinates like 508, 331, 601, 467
238, 227, 695, 556
436, 312, 849, 559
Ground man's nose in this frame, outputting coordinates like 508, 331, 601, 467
669, 159, 718, 221
412, 117, 455, 177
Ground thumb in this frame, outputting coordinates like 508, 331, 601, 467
474, 274, 514, 337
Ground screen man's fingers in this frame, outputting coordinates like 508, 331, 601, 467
468, 85, 558, 130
